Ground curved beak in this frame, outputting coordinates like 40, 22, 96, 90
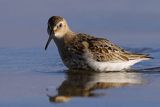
45, 26, 53, 50
45, 35, 52, 50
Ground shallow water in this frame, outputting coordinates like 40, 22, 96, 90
0, 47, 160, 107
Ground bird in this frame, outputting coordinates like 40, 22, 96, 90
45, 16, 152, 72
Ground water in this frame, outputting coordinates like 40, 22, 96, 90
0, 47, 160, 107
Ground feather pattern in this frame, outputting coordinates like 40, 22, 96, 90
46, 16, 152, 71
64, 33, 150, 62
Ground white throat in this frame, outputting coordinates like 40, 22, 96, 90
54, 32, 65, 39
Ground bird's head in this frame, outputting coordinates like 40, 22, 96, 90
45, 16, 70, 50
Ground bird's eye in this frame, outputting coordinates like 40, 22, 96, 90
59, 23, 62, 27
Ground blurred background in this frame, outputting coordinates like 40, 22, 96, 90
0, 0, 160, 48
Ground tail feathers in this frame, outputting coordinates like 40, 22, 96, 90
125, 53, 153, 60
140, 55, 153, 60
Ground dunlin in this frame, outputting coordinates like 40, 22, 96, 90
45, 16, 151, 72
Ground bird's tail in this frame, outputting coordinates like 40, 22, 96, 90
125, 53, 153, 60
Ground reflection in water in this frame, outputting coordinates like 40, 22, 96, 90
47, 71, 143, 103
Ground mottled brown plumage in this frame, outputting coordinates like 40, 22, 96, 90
63, 33, 150, 62
45, 16, 152, 71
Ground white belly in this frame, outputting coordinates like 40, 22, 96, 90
86, 58, 144, 72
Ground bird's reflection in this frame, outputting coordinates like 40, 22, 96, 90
47, 70, 143, 103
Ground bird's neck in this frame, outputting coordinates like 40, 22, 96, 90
64, 30, 76, 44
54, 30, 76, 48
54, 30, 76, 60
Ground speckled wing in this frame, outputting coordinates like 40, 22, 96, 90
86, 36, 129, 62
67, 33, 149, 62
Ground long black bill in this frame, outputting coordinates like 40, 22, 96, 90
45, 25, 53, 50
45, 36, 52, 50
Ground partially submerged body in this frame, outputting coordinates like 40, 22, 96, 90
59, 33, 151, 71
45, 16, 151, 72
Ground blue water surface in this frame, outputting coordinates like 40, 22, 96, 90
0, 47, 160, 107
